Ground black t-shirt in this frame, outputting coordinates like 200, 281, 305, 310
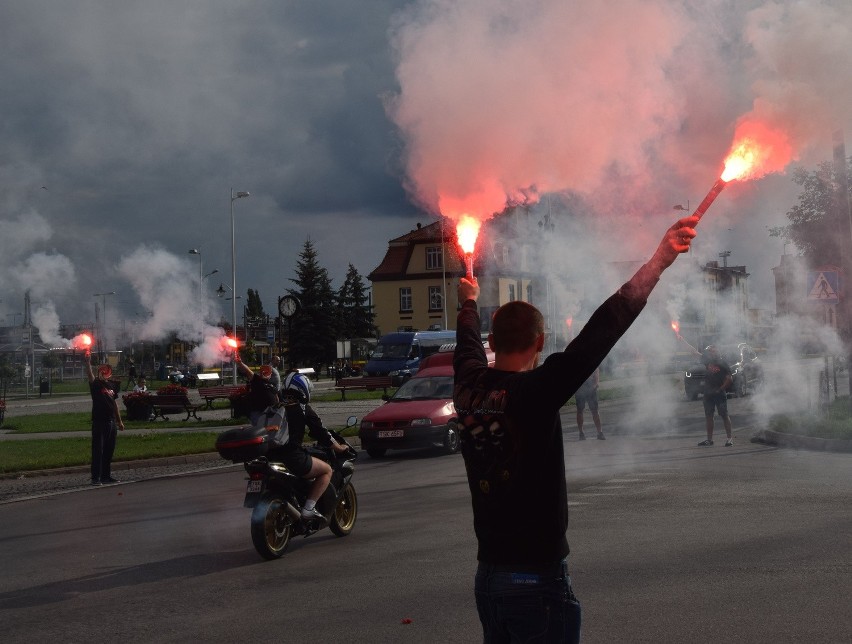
90, 379, 117, 423
703, 356, 732, 393
247, 374, 279, 412
453, 261, 661, 565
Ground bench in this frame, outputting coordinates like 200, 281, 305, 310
198, 385, 244, 409
334, 376, 394, 400
149, 393, 203, 422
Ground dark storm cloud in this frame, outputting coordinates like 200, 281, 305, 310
1, 0, 850, 361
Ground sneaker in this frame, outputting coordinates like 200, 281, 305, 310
90, 479, 103, 486
725, 438, 734, 447
597, 433, 606, 440
101, 477, 121, 484
697, 439, 714, 446
578, 432, 587, 441
301, 507, 323, 521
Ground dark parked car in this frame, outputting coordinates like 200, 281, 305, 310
683, 343, 764, 400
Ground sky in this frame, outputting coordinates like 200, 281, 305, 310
1, 0, 851, 371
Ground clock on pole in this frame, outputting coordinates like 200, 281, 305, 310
278, 295, 300, 318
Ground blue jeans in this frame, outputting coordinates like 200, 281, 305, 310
475, 559, 581, 643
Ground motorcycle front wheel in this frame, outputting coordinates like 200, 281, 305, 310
250, 493, 293, 559
330, 482, 358, 537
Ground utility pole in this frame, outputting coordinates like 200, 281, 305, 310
832, 130, 852, 410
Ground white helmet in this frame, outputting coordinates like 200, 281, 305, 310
283, 371, 312, 405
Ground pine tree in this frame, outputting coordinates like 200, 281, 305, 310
337, 263, 377, 339
287, 238, 338, 369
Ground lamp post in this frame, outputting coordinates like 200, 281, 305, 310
229, 189, 250, 383
93, 291, 116, 357
188, 249, 219, 338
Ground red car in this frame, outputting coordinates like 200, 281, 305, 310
358, 346, 494, 458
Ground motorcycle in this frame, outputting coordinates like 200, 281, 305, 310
216, 410, 359, 560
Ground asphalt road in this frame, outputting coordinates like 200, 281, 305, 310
1, 388, 850, 643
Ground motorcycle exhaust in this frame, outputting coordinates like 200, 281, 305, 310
283, 501, 302, 522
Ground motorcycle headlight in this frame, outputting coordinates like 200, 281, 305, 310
389, 370, 399, 376
410, 418, 432, 427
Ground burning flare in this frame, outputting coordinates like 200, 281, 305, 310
721, 120, 792, 182
691, 119, 793, 223
71, 333, 93, 351
456, 214, 481, 280
670, 321, 680, 337
224, 337, 238, 350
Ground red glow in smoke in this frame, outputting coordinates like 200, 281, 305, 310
670, 320, 680, 336
224, 337, 238, 350
71, 333, 93, 350
720, 119, 793, 183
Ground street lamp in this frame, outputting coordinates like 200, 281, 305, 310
188, 249, 219, 337
229, 189, 250, 383
93, 291, 116, 354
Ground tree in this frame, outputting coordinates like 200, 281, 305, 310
287, 238, 338, 368
246, 289, 264, 318
783, 156, 852, 267
337, 263, 377, 339
42, 350, 63, 384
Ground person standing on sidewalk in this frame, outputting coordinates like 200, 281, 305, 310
84, 353, 124, 485
575, 367, 604, 440
696, 345, 734, 446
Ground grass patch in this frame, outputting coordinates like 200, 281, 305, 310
767, 396, 852, 440
3, 412, 244, 434
0, 432, 221, 474
312, 388, 396, 403
0, 419, 360, 474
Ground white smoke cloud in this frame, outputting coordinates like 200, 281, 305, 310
117, 245, 231, 367
118, 245, 202, 340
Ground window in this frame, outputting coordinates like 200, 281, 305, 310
429, 285, 443, 311
426, 246, 443, 270
508, 283, 516, 302
399, 287, 412, 312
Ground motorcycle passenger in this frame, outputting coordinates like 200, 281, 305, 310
234, 355, 279, 426
280, 371, 350, 521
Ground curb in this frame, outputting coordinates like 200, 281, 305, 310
750, 429, 852, 453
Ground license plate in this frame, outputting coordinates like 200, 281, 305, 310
246, 480, 263, 493
377, 429, 404, 438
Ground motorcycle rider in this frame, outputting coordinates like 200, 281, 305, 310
280, 371, 351, 520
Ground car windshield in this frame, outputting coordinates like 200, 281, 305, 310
717, 346, 741, 364
370, 342, 412, 360
391, 375, 454, 401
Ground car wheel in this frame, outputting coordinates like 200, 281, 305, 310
443, 423, 460, 455
366, 448, 387, 458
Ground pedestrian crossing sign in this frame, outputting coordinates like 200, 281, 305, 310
807, 271, 839, 301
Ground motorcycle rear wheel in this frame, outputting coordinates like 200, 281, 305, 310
251, 493, 293, 559
330, 482, 358, 537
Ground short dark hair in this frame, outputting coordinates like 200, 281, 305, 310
490, 301, 544, 354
